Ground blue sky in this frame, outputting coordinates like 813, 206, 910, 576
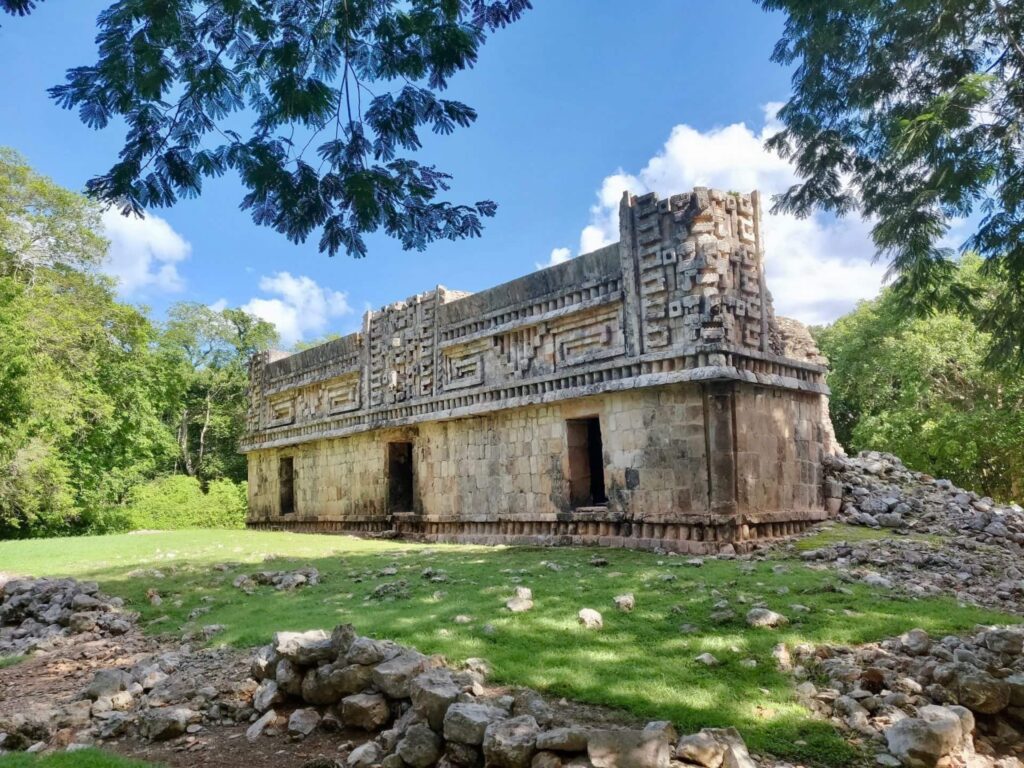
0, 1, 887, 346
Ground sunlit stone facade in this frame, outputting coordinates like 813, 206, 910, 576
242, 188, 839, 553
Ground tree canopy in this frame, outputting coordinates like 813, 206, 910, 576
816, 255, 1024, 502
761, 0, 1024, 364
1, 0, 530, 257
0, 148, 275, 538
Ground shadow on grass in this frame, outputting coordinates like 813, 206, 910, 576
0, 748, 156, 767
4, 531, 1021, 767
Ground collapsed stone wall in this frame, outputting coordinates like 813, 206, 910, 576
789, 625, 1024, 767
0, 577, 133, 657
5, 574, 1022, 768
810, 451, 1024, 617
0, 576, 762, 767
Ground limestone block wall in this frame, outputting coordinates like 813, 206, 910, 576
733, 386, 827, 524
247, 380, 829, 553
247, 429, 392, 529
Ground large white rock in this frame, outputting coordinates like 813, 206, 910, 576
410, 668, 461, 729
444, 702, 508, 745
341, 692, 390, 731
587, 728, 670, 768
372, 651, 427, 698
274, 629, 335, 665
483, 714, 539, 768
745, 608, 788, 629
885, 705, 972, 768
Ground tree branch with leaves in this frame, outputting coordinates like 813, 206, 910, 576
2, 0, 530, 257
760, 0, 1024, 365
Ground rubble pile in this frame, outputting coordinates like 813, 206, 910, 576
825, 452, 1024, 545
789, 624, 1024, 767
809, 452, 1024, 614
241, 625, 761, 768
0, 609, 767, 767
0, 577, 134, 657
232, 566, 321, 593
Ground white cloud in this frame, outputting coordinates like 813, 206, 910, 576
241, 272, 352, 346
565, 104, 887, 326
101, 209, 190, 295
536, 246, 573, 270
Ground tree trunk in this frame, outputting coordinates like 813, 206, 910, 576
197, 391, 211, 475
178, 406, 194, 476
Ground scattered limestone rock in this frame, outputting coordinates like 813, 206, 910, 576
397, 723, 443, 768
483, 715, 539, 768
274, 629, 335, 666
347, 741, 383, 768
577, 609, 603, 629
506, 587, 535, 613
140, 707, 196, 742
246, 709, 279, 742
235, 568, 320, 592
587, 728, 669, 768
288, 707, 321, 738
613, 594, 635, 613
85, 669, 132, 700
444, 702, 507, 745
341, 693, 390, 731
745, 608, 788, 628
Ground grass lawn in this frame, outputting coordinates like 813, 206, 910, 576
1, 525, 1018, 767
792, 522, 943, 550
0, 750, 154, 767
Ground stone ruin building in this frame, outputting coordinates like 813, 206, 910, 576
242, 188, 840, 553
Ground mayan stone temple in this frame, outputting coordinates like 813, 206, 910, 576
242, 188, 840, 553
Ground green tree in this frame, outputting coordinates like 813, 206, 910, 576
3, 0, 530, 257
760, 0, 1024, 363
0, 150, 177, 536
0, 146, 106, 281
0, 148, 272, 538
159, 302, 278, 483
817, 256, 1024, 501
292, 332, 343, 351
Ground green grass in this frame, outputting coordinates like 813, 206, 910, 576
794, 522, 944, 550
0, 750, 155, 767
1, 529, 1018, 767
0, 654, 26, 669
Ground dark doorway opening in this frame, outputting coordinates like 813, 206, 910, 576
279, 456, 295, 515
567, 417, 607, 507
387, 442, 414, 513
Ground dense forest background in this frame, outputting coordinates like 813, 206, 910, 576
1, 150, 1021, 539
0, 148, 277, 538
815, 256, 1024, 503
